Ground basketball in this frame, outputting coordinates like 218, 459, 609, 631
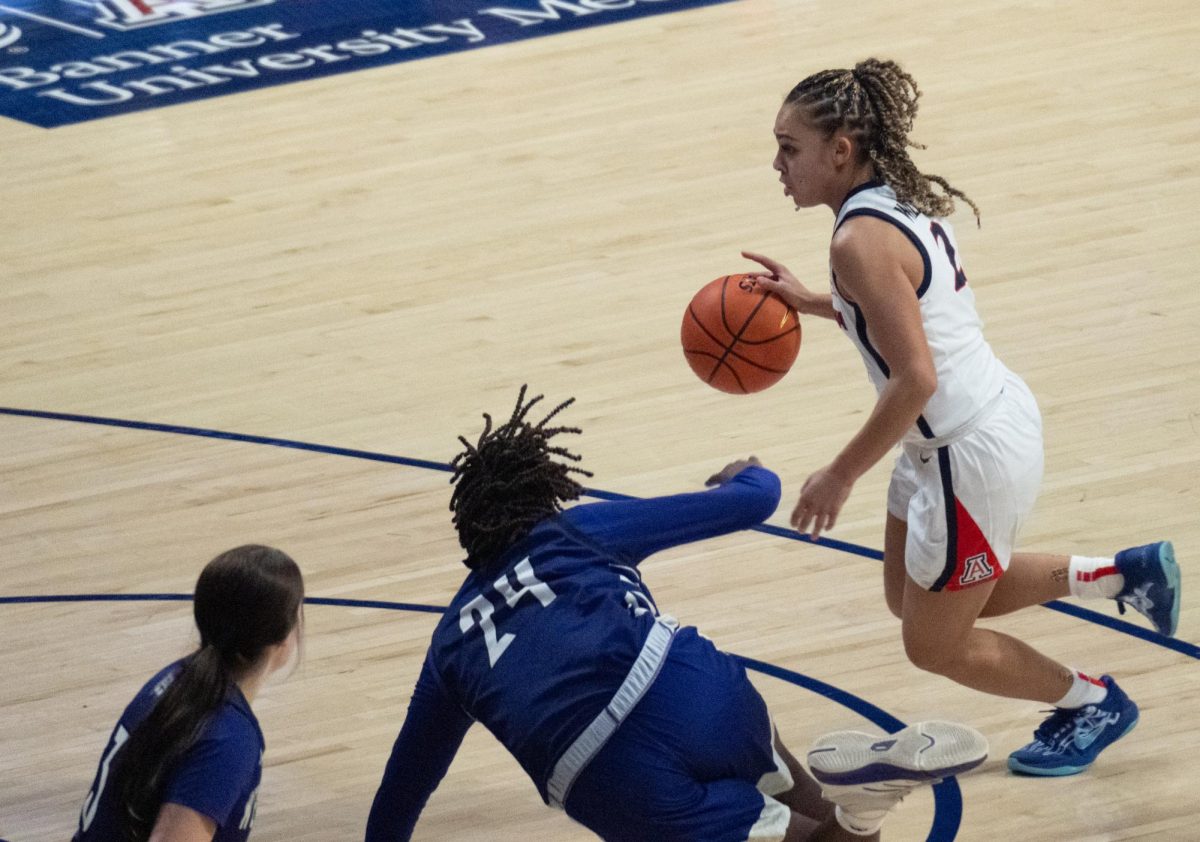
681, 274, 801, 394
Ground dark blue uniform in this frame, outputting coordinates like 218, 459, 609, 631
367, 466, 796, 841
75, 660, 264, 841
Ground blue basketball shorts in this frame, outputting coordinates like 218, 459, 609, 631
563, 627, 793, 842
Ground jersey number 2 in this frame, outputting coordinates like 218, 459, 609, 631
930, 222, 969, 291
459, 558, 556, 667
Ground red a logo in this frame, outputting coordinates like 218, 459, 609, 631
958, 552, 995, 586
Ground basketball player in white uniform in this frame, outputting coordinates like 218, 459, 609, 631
743, 58, 1180, 776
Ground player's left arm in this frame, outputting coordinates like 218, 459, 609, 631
793, 217, 936, 538
365, 654, 474, 842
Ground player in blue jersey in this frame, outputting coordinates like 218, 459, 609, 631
365, 386, 987, 841
74, 544, 304, 842
742, 58, 1180, 777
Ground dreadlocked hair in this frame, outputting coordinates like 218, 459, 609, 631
785, 58, 980, 225
449, 385, 593, 571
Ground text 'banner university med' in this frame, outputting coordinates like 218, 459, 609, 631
0, 0, 738, 128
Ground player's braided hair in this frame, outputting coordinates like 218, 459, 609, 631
450, 385, 593, 571
786, 58, 980, 225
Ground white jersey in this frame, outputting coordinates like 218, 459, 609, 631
829, 182, 1007, 445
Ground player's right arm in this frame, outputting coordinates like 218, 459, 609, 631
740, 250, 838, 321
365, 654, 474, 842
790, 216, 936, 539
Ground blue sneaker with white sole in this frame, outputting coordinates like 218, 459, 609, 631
1114, 540, 1180, 637
1007, 675, 1139, 776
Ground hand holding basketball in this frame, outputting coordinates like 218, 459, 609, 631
740, 251, 814, 314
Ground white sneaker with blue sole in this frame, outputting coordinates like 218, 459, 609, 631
808, 721, 988, 834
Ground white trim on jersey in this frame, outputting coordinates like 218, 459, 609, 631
830, 183, 1007, 445
546, 617, 678, 808
744, 795, 792, 842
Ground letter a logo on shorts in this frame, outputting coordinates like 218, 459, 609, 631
958, 552, 995, 587
91, 0, 276, 31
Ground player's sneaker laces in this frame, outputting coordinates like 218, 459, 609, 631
1114, 540, 1180, 636
808, 721, 988, 834
1007, 675, 1139, 777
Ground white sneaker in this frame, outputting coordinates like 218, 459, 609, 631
807, 721, 988, 835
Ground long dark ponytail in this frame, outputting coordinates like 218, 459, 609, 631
114, 544, 304, 841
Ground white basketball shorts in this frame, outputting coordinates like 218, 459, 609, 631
888, 371, 1044, 591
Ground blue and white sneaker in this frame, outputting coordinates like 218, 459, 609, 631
1114, 540, 1180, 637
1007, 676, 1139, 776
808, 721, 988, 832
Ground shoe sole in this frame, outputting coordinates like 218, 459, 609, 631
1159, 541, 1180, 637
1006, 715, 1139, 777
807, 720, 989, 786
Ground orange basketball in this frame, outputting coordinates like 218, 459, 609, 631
681, 274, 801, 394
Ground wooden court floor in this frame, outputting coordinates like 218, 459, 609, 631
2, 0, 1197, 839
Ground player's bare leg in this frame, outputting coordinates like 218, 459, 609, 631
901, 575, 1074, 703
977, 552, 1070, 617
782, 809, 878, 841
773, 732, 886, 840
881, 514, 908, 619
772, 731, 834, 823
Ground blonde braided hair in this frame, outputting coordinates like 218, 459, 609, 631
785, 58, 980, 225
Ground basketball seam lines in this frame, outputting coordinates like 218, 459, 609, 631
710, 275, 770, 385
681, 324, 794, 374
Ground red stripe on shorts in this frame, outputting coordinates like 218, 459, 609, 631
944, 498, 1002, 591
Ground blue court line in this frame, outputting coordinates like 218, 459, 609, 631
0, 593, 444, 614
1, 405, 1194, 662
1043, 601, 1198, 657
0, 592, 962, 842
0, 407, 451, 473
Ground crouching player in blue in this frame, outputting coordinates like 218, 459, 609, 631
74, 545, 304, 842
365, 387, 987, 841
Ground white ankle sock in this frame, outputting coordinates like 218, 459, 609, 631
835, 804, 886, 836
1068, 556, 1123, 599
1055, 669, 1108, 709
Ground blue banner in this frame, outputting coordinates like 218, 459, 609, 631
0, 0, 738, 128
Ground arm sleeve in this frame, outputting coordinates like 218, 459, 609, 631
561, 465, 782, 565
162, 715, 259, 828
364, 654, 474, 842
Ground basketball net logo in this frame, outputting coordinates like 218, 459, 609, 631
958, 552, 996, 586
88, 0, 277, 31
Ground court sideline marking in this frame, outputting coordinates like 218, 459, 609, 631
2, 406, 1192, 659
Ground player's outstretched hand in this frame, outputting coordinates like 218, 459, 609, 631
706, 456, 762, 487
740, 251, 814, 313
791, 464, 853, 541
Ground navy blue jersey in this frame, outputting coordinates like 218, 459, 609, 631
75, 660, 264, 842
366, 466, 781, 841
